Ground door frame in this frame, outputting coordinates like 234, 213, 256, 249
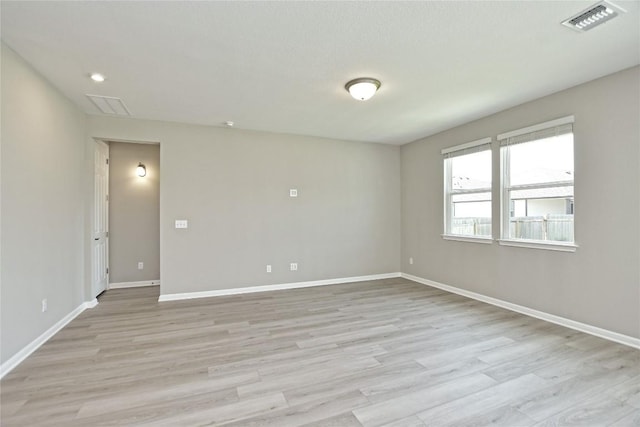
92, 139, 110, 297
90, 137, 161, 297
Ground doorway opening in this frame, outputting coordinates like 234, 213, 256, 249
91, 139, 160, 298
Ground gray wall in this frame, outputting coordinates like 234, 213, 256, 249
89, 117, 402, 296
1, 44, 87, 363
108, 142, 160, 284
401, 66, 640, 338
2, 39, 636, 370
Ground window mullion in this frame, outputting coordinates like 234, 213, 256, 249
450, 187, 492, 195
508, 180, 574, 192
444, 158, 452, 235
501, 146, 511, 239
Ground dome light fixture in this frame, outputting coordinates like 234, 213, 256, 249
345, 78, 381, 101
90, 73, 105, 82
136, 162, 147, 177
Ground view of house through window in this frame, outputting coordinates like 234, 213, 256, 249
501, 123, 574, 243
442, 119, 574, 246
444, 144, 492, 237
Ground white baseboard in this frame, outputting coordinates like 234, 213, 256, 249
0, 299, 99, 379
158, 272, 402, 302
401, 273, 640, 350
109, 280, 160, 289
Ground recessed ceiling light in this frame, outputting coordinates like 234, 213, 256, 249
90, 73, 105, 82
345, 78, 381, 101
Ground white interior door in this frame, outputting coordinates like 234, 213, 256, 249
92, 140, 109, 297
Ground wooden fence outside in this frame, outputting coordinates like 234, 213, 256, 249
452, 214, 574, 241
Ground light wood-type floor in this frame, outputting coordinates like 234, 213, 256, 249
2, 278, 639, 426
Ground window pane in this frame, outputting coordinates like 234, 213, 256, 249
451, 194, 491, 237
445, 148, 492, 238
503, 129, 574, 242
451, 150, 492, 190
451, 215, 492, 236
509, 213, 574, 242
508, 194, 574, 241
509, 133, 573, 186
504, 128, 575, 244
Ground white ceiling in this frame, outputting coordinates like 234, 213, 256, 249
2, 1, 639, 145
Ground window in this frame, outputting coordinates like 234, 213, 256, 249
443, 137, 492, 239
499, 117, 574, 245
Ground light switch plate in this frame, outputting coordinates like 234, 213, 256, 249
175, 220, 188, 229
289, 189, 298, 197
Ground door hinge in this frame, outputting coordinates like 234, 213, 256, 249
106, 194, 109, 201
106, 231, 109, 238
106, 267, 109, 274
106, 158, 109, 165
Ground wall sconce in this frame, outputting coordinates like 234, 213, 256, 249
136, 162, 147, 177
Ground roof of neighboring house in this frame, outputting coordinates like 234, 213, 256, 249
453, 168, 573, 202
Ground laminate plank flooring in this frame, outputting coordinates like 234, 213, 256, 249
1, 278, 639, 426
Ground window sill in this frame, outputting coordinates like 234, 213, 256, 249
442, 235, 494, 244
497, 239, 577, 252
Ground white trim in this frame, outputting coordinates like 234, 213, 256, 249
442, 234, 494, 244
498, 239, 577, 252
401, 273, 639, 350
443, 157, 452, 234
109, 280, 160, 289
158, 273, 401, 302
497, 115, 575, 141
500, 142, 510, 241
0, 299, 99, 379
441, 137, 492, 155
507, 180, 574, 191
92, 137, 160, 145
85, 298, 99, 308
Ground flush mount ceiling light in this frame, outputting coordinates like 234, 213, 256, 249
345, 78, 381, 101
562, 1, 625, 32
90, 73, 105, 82
136, 162, 147, 177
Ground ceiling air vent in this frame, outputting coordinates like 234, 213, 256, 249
562, 1, 626, 32
86, 94, 131, 116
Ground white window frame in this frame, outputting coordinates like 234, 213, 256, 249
498, 116, 577, 252
442, 137, 493, 243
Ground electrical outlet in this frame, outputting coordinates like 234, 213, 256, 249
290, 263, 298, 271
42, 299, 48, 313
138, 262, 144, 270
289, 189, 298, 197
409, 257, 414, 265
266, 264, 272, 273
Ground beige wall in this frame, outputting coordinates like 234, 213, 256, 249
401, 66, 640, 338
1, 44, 87, 363
108, 142, 160, 284
88, 117, 402, 296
